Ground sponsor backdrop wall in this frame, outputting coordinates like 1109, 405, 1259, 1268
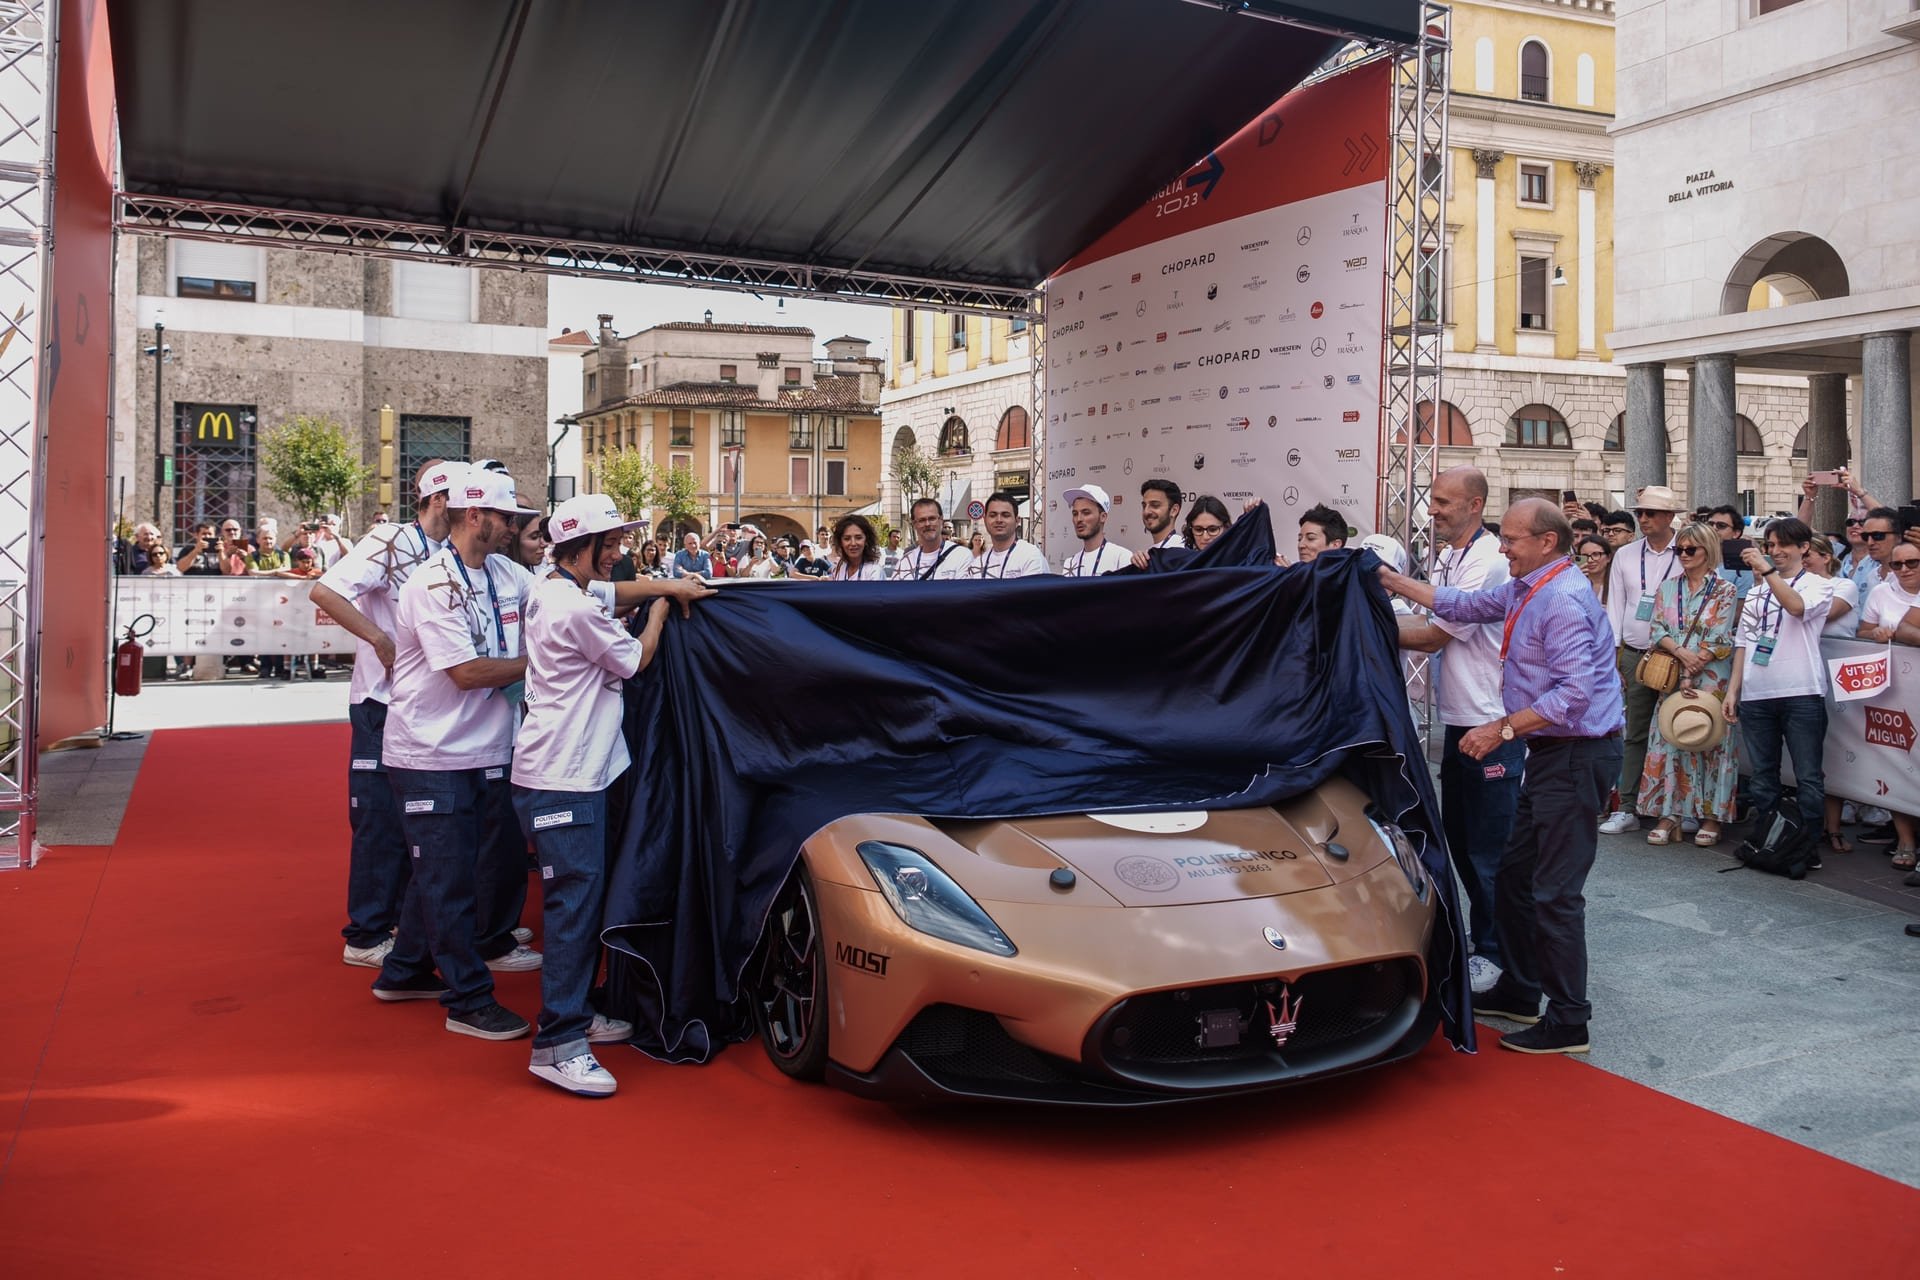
1041, 62, 1389, 563
115, 579, 345, 655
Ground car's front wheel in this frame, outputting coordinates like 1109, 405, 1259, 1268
749, 862, 830, 1080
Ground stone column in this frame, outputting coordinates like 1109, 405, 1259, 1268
1807, 372, 1850, 531
1862, 331, 1913, 505
1689, 354, 1737, 508
1625, 363, 1668, 496
1472, 150, 1501, 353
1573, 163, 1605, 357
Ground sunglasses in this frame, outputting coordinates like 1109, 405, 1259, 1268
1676, 545, 1708, 556
1862, 530, 1896, 541
1632, 509, 1672, 518
1893, 559, 1920, 571
1846, 520, 1864, 527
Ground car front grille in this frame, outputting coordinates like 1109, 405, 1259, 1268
894, 1004, 1076, 1088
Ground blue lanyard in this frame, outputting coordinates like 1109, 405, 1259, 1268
1756, 570, 1805, 637
1640, 539, 1677, 596
452, 555, 508, 656
1075, 543, 1110, 577
983, 545, 1014, 579
411, 521, 431, 560
1437, 525, 1485, 586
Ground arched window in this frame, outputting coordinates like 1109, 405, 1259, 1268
1520, 39, 1550, 102
1507, 403, 1569, 449
1736, 415, 1764, 457
1403, 400, 1473, 446
994, 406, 1030, 452
938, 415, 970, 456
1605, 413, 1674, 455
1791, 424, 1806, 458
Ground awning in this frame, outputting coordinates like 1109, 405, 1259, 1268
107, 1, 1419, 306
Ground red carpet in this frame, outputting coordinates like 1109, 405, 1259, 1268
1, 725, 1914, 1277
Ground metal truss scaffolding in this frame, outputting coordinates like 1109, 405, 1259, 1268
1381, 3, 1450, 750
116, 196, 1044, 322
0, 0, 47, 868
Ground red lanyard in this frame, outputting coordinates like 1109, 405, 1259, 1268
1501, 559, 1575, 659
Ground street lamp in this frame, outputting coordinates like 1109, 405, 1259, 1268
728, 443, 743, 526
143, 311, 170, 528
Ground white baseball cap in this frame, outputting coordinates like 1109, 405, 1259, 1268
447, 468, 538, 516
548, 493, 644, 541
419, 461, 469, 498
1062, 484, 1111, 513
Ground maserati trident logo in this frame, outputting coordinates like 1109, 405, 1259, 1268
1262, 925, 1286, 950
1267, 986, 1303, 1048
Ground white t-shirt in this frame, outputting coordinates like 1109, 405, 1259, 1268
1735, 570, 1834, 701
315, 520, 443, 706
1429, 529, 1510, 725
513, 574, 645, 793
1860, 578, 1920, 634
892, 542, 971, 581
1823, 576, 1861, 638
1060, 541, 1133, 577
384, 548, 535, 772
1150, 531, 1187, 551
968, 541, 1052, 580
1606, 535, 1684, 649
830, 559, 887, 581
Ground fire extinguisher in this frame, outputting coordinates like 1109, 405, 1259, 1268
114, 613, 156, 698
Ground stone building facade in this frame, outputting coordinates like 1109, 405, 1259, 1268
113, 237, 549, 539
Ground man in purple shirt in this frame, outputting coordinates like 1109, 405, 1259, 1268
1377, 497, 1623, 1056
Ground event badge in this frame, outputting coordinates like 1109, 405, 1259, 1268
1753, 634, 1776, 668
503, 680, 525, 706
1635, 593, 1656, 622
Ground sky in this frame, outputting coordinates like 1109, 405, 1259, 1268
548, 275, 893, 359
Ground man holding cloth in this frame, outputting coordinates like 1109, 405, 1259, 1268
1378, 498, 1623, 1055
1600, 485, 1686, 835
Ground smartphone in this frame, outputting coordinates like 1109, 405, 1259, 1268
1562, 490, 1578, 504
1808, 469, 1840, 487
1722, 537, 1754, 571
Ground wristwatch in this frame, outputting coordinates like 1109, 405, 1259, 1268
1499, 717, 1515, 742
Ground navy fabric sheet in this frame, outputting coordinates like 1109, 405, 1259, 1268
602, 506, 1471, 1063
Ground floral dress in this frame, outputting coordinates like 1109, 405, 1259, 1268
1636, 574, 1740, 821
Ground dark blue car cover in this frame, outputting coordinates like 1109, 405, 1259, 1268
601, 505, 1472, 1062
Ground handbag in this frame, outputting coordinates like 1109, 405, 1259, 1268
1635, 579, 1713, 695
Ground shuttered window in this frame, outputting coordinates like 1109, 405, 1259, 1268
393, 262, 475, 322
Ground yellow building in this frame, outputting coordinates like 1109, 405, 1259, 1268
1441, 0, 1808, 515
880, 310, 1037, 537
572, 318, 885, 544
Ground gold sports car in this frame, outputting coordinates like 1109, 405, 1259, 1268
746, 777, 1441, 1105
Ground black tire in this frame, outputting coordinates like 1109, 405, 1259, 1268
749, 862, 831, 1081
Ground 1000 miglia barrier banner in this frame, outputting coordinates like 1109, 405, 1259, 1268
1041, 60, 1389, 563
115, 578, 346, 654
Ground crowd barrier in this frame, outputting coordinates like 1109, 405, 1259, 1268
1807, 637, 1920, 811
113, 577, 346, 655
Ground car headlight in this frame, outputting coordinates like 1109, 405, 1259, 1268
1367, 816, 1430, 902
855, 841, 1017, 957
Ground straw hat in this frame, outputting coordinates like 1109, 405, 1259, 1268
1658, 688, 1727, 752
1633, 484, 1687, 513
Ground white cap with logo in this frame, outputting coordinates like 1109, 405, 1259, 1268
1061, 483, 1111, 513
419, 461, 469, 499
447, 468, 538, 516
548, 493, 644, 541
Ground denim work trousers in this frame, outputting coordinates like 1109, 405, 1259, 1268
1740, 695, 1827, 831
512, 785, 610, 1065
376, 766, 495, 1014
475, 771, 532, 961
1615, 646, 1658, 807
341, 699, 410, 948
1495, 734, 1623, 1027
1439, 724, 1525, 966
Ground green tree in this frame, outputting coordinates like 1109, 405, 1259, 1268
260, 414, 374, 528
651, 455, 705, 536
892, 438, 941, 503
596, 446, 657, 521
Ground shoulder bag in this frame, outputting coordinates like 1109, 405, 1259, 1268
1635, 579, 1714, 695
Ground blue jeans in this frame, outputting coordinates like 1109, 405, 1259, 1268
475, 770, 531, 960
1739, 695, 1826, 830
1496, 733, 1623, 1027
341, 699, 410, 948
376, 766, 495, 1014
512, 786, 610, 1063
1439, 724, 1525, 966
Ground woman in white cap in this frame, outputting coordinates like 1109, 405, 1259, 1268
512, 493, 711, 1096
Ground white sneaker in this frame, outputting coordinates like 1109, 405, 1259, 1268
1842, 802, 1859, 825
587, 1013, 634, 1044
1599, 811, 1639, 835
343, 937, 394, 968
1467, 955, 1502, 994
485, 944, 544, 972
1680, 817, 1700, 835
511, 927, 533, 944
530, 1052, 617, 1097
1862, 806, 1892, 826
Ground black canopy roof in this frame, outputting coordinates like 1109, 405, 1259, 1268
109, 1, 1418, 298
